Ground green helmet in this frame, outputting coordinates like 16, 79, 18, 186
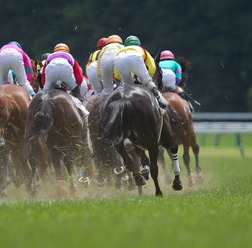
124, 35, 141, 46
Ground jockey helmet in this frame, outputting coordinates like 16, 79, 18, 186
41, 53, 51, 62
8, 41, 22, 49
97, 37, 108, 49
40, 53, 51, 67
106, 35, 123, 45
160, 50, 175, 60
124, 35, 141, 46
54, 43, 70, 53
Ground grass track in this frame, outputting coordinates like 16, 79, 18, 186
0, 134, 251, 248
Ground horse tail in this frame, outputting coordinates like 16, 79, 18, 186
0, 96, 14, 135
101, 98, 132, 146
32, 99, 54, 144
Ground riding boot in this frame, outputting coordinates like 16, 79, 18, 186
178, 92, 194, 112
146, 80, 167, 109
151, 87, 167, 109
72, 86, 84, 103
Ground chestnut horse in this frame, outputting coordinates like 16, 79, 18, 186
160, 92, 203, 185
0, 84, 31, 197
24, 89, 92, 196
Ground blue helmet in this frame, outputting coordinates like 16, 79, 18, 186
8, 41, 22, 49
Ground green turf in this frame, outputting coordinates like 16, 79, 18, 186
0, 135, 251, 248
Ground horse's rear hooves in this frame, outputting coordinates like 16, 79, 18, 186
196, 174, 204, 184
79, 177, 91, 188
172, 177, 183, 191
95, 178, 106, 187
156, 191, 163, 197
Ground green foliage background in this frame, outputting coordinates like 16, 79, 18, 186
1, 0, 251, 112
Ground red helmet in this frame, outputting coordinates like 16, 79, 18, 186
160, 50, 175, 60
97, 37, 108, 49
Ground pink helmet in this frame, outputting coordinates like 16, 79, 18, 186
97, 37, 108, 49
160, 50, 175, 60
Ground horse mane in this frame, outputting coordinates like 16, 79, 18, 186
176, 56, 192, 89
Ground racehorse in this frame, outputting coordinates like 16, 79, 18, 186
30, 58, 40, 93
99, 82, 182, 196
86, 93, 131, 190
153, 52, 203, 186
159, 92, 203, 185
0, 84, 31, 197
24, 89, 92, 197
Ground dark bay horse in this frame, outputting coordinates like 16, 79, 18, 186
0, 84, 31, 197
86, 93, 129, 189
160, 92, 203, 185
24, 89, 92, 196
99, 83, 182, 196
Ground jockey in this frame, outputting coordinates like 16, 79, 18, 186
159, 50, 194, 112
80, 75, 94, 99
7, 70, 17, 84
37, 53, 51, 90
114, 35, 168, 109
41, 43, 84, 102
0, 41, 36, 96
97, 35, 124, 96
85, 37, 107, 94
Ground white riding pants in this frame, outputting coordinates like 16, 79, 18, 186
161, 68, 177, 92
99, 49, 118, 95
115, 50, 152, 86
86, 61, 103, 94
0, 48, 34, 93
44, 58, 76, 91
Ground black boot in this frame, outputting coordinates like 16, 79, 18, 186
151, 87, 167, 109
178, 92, 194, 112
72, 86, 84, 103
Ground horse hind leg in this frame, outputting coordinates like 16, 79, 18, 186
183, 145, 195, 187
148, 145, 163, 196
116, 142, 145, 192
170, 145, 183, 191
192, 143, 203, 184
0, 144, 11, 197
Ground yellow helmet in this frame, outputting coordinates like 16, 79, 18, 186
54, 43, 70, 53
106, 35, 123, 45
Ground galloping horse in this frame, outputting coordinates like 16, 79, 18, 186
160, 92, 203, 185
99, 83, 182, 196
0, 84, 31, 197
24, 89, 92, 196
86, 94, 127, 189
154, 52, 203, 186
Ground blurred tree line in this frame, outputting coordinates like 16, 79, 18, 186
0, 0, 251, 112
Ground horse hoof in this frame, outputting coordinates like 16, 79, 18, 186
172, 177, 183, 191
156, 191, 163, 197
121, 174, 129, 186
114, 166, 124, 175
139, 165, 150, 180
95, 178, 106, 187
79, 177, 90, 188
196, 174, 204, 184
134, 174, 146, 187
